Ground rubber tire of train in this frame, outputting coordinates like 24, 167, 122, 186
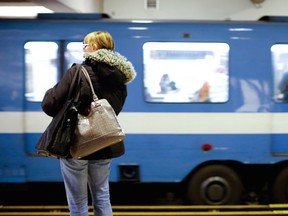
272, 167, 288, 203
187, 165, 244, 205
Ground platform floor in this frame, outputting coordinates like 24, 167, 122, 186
1, 204, 288, 215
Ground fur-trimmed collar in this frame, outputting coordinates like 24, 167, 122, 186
84, 49, 136, 84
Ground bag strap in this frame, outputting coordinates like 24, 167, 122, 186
80, 66, 99, 101
67, 64, 82, 101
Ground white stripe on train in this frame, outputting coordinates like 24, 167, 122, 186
0, 112, 287, 134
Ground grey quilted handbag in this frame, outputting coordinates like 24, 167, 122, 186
70, 66, 126, 160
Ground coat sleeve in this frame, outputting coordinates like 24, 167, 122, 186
41, 66, 76, 117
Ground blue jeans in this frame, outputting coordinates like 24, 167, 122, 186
60, 158, 112, 216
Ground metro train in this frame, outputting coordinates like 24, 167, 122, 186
1, 13, 288, 205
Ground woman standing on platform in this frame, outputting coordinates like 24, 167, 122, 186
41, 31, 136, 216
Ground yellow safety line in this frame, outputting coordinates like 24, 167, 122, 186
2, 204, 288, 210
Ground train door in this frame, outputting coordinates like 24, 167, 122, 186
23, 41, 83, 155
24, 41, 59, 157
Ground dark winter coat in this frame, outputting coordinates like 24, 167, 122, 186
41, 49, 136, 160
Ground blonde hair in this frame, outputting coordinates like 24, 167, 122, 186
84, 31, 114, 50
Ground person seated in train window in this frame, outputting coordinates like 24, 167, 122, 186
159, 74, 178, 94
168, 81, 178, 92
193, 81, 211, 102
276, 72, 288, 103
159, 73, 171, 93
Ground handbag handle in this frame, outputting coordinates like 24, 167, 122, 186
80, 66, 99, 101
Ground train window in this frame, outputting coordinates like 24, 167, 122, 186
66, 42, 84, 69
143, 42, 229, 103
24, 42, 58, 102
272, 44, 288, 103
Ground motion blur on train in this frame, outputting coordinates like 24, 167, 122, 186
1, 13, 288, 205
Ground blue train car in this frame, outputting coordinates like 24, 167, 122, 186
1, 13, 288, 205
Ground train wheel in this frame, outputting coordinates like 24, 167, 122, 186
272, 167, 288, 203
187, 165, 244, 205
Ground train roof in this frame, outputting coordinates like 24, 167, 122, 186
1, 13, 288, 24
259, 16, 288, 22
36, 13, 111, 20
